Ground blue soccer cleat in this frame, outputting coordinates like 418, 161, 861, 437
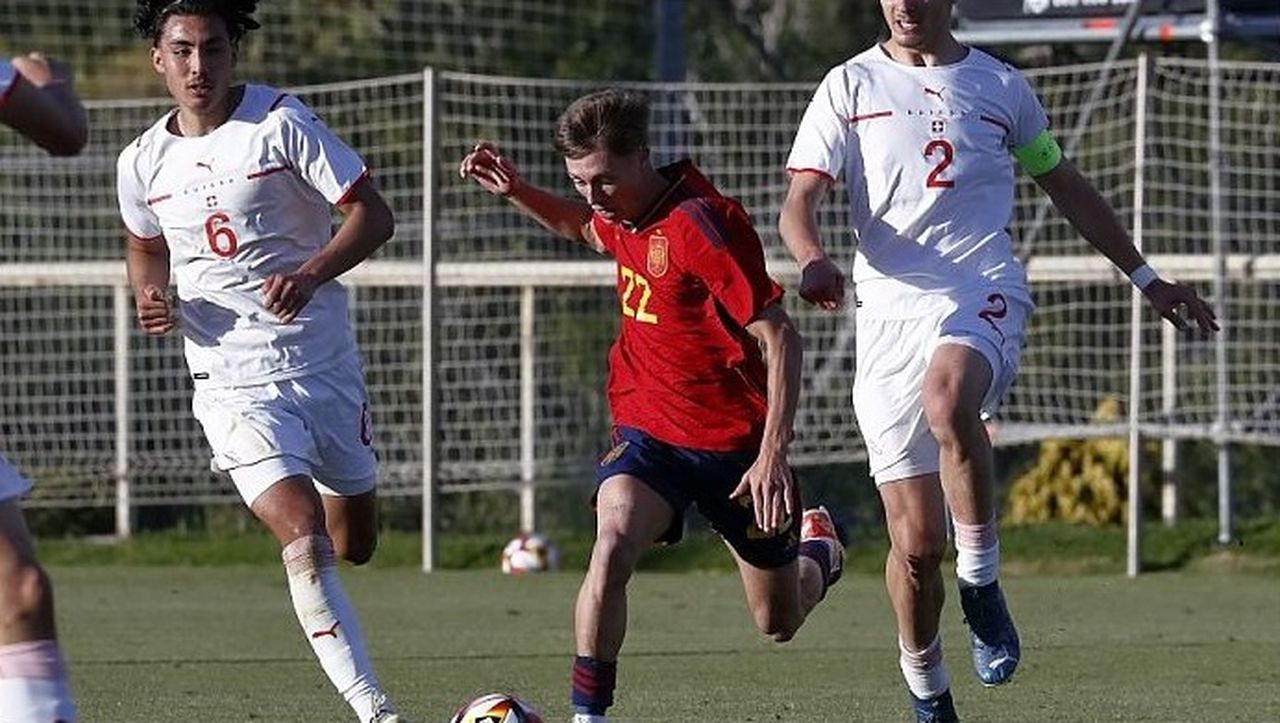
909, 688, 959, 723
958, 580, 1021, 686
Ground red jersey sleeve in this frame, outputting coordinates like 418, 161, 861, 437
677, 198, 783, 328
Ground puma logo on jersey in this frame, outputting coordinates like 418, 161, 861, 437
924, 86, 945, 101
310, 621, 341, 639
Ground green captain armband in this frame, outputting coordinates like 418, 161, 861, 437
1013, 130, 1063, 176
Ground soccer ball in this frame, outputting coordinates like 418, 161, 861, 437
501, 532, 559, 574
450, 693, 544, 723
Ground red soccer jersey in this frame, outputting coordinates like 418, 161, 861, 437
591, 161, 784, 452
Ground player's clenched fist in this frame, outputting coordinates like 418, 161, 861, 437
135, 284, 175, 335
799, 256, 846, 311
458, 142, 524, 198
263, 272, 318, 324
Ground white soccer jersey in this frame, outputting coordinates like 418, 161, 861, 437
787, 46, 1047, 317
117, 84, 368, 388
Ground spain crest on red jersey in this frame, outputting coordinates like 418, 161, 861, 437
646, 231, 669, 278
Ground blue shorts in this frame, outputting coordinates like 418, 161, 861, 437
594, 426, 799, 569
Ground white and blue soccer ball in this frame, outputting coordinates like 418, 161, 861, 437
450, 692, 544, 723
500, 532, 559, 575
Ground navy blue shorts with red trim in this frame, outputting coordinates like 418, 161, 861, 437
594, 425, 798, 569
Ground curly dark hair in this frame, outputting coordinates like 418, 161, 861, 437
134, 0, 261, 45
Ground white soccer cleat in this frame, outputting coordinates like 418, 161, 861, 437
801, 505, 846, 586
572, 715, 608, 723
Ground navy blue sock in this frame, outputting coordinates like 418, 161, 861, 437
571, 655, 617, 715
799, 539, 833, 594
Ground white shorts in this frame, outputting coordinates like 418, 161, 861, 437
191, 354, 378, 506
853, 287, 1031, 485
0, 453, 33, 504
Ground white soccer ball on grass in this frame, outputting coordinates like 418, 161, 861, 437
500, 532, 559, 574
450, 692, 544, 723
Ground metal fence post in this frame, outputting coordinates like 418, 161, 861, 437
1206, 1, 1233, 545
1161, 322, 1179, 526
421, 66, 439, 572
113, 282, 132, 539
520, 285, 537, 533
1126, 53, 1150, 578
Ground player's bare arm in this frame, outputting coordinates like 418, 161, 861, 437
459, 141, 602, 252
0, 53, 87, 156
730, 303, 803, 534
125, 231, 176, 335
1034, 159, 1219, 333
263, 176, 394, 324
779, 170, 845, 310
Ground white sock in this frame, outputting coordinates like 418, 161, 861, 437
0, 639, 77, 722
283, 535, 387, 720
899, 635, 950, 700
953, 517, 1000, 588
573, 715, 608, 723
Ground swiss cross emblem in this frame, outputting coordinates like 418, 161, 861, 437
932, 119, 946, 135
646, 231, 669, 278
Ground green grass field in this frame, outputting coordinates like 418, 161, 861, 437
52, 565, 1278, 722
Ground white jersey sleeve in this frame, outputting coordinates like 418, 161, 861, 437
116, 140, 164, 239
0, 60, 17, 109
1008, 72, 1050, 150
274, 98, 367, 205
785, 65, 858, 181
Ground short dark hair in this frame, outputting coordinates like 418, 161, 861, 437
553, 89, 650, 160
134, 0, 261, 46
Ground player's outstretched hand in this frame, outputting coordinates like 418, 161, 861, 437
799, 257, 845, 311
135, 284, 175, 335
263, 272, 319, 324
731, 449, 796, 536
458, 142, 523, 198
10, 52, 72, 88
1143, 278, 1219, 333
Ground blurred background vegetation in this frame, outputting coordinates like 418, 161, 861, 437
1, 0, 1256, 96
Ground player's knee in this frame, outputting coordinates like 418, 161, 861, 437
0, 561, 53, 630
923, 391, 977, 450
892, 533, 947, 582
757, 609, 802, 643
588, 531, 643, 590
337, 533, 377, 566
922, 388, 961, 441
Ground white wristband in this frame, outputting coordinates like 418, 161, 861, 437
1128, 263, 1158, 291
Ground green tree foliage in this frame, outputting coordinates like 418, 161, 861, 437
685, 0, 886, 81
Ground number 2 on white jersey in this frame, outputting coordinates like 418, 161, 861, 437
924, 139, 956, 189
